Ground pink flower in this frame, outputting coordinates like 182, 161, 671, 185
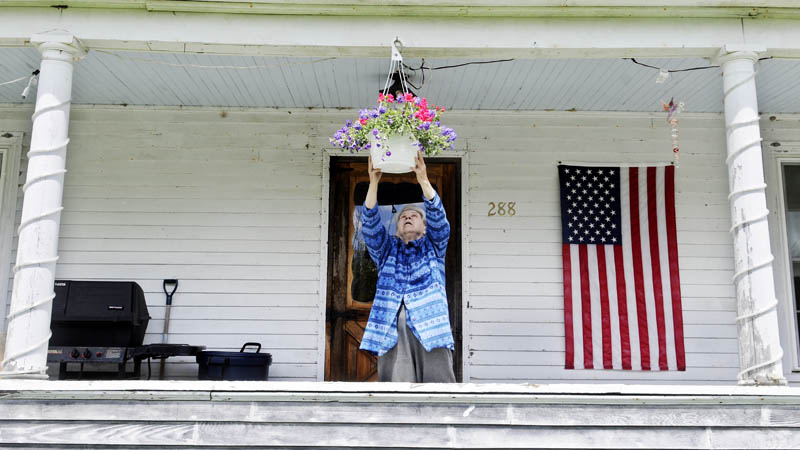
387, 94, 395, 103
404, 93, 414, 102
359, 118, 367, 125
378, 93, 385, 102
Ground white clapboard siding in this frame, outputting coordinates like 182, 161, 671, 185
0, 105, 755, 385
2, 106, 324, 380
453, 111, 741, 383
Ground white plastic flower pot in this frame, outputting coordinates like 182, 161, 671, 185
368, 133, 417, 174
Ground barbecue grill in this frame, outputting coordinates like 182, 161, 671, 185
47, 280, 203, 380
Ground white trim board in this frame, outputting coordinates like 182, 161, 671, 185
317, 152, 330, 381
0, 132, 22, 359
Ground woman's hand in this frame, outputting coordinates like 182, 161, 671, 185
414, 151, 436, 200
368, 154, 382, 184
413, 150, 428, 184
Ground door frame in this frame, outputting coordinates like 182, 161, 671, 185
318, 149, 469, 382
764, 143, 800, 375
0, 132, 23, 352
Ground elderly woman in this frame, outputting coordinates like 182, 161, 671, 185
359, 151, 456, 383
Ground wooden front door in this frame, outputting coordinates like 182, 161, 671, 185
325, 158, 461, 382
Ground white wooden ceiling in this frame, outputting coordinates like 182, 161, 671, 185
1, 47, 799, 113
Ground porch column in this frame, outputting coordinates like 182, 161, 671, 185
717, 46, 786, 385
0, 32, 84, 379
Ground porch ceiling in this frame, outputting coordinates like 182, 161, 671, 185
1, 47, 800, 113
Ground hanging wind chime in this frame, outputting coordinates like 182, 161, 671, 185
662, 97, 685, 166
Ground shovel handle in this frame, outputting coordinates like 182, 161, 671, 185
163, 279, 178, 305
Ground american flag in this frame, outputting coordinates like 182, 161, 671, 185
558, 164, 686, 371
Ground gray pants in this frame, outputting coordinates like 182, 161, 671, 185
378, 306, 456, 383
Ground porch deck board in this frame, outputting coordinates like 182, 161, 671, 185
1, 382, 799, 449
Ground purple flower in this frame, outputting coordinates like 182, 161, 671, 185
369, 110, 379, 119
421, 122, 431, 130
385, 151, 391, 156
359, 109, 369, 120
372, 129, 379, 136
414, 97, 421, 105
345, 120, 352, 127
378, 106, 387, 114
396, 96, 405, 104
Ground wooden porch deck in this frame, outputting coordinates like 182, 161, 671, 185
1, 381, 799, 448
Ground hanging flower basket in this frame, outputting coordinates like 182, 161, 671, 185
330, 92, 457, 174
330, 41, 456, 174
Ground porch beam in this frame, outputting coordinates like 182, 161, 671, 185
3, 8, 800, 59
0, 32, 84, 380
7, 1, 800, 20
716, 45, 786, 385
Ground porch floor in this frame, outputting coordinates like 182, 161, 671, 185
1, 380, 799, 448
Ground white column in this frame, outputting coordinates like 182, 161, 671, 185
717, 46, 786, 385
0, 32, 84, 379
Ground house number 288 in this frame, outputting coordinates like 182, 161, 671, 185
488, 202, 516, 216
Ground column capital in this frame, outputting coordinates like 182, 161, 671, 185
713, 44, 767, 66
30, 30, 86, 61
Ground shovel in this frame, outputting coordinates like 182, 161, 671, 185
159, 279, 178, 380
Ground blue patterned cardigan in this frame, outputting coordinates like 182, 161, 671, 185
358, 192, 455, 356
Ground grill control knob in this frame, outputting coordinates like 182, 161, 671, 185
82, 349, 92, 359
70, 349, 80, 359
